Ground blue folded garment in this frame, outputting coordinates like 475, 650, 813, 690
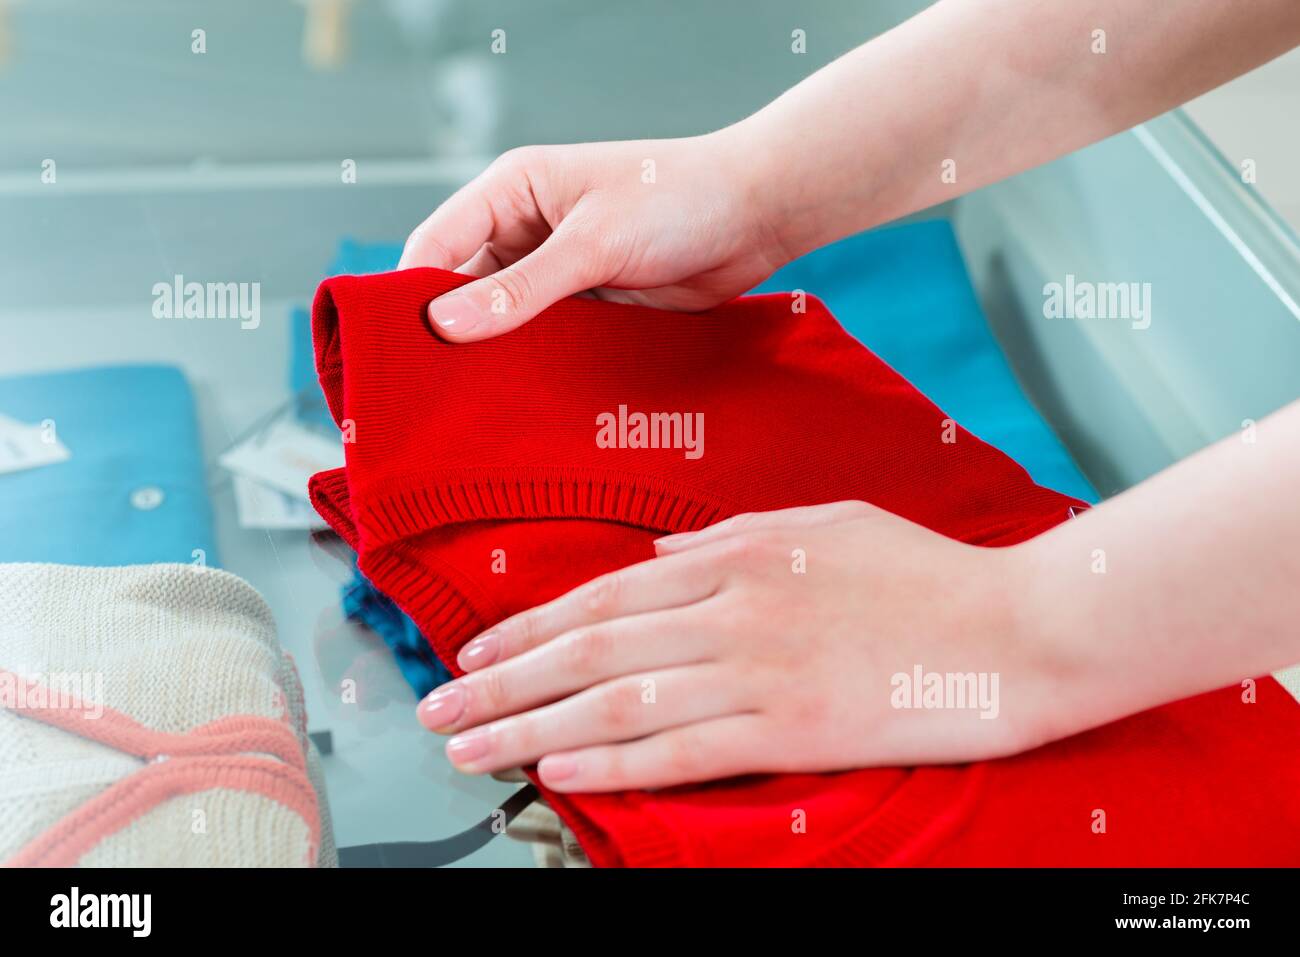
753, 220, 1097, 502
342, 562, 453, 697
0, 364, 219, 566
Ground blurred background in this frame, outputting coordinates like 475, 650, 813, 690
1, 0, 1298, 865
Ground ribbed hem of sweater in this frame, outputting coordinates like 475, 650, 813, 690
308, 468, 360, 552
315, 463, 1073, 555
340, 468, 739, 551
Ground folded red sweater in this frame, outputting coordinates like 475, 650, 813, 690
309, 267, 1300, 866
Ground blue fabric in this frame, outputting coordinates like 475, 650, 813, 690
342, 562, 454, 697
753, 220, 1097, 502
328, 238, 405, 278
0, 363, 219, 566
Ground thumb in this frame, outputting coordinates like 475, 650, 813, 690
653, 501, 875, 554
427, 226, 601, 342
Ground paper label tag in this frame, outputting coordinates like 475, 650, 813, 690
0, 414, 72, 475
219, 416, 343, 501
231, 474, 328, 530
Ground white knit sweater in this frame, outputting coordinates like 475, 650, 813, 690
0, 562, 336, 867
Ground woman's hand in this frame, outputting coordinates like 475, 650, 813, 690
415, 402, 1300, 793
398, 130, 791, 341
399, 0, 1300, 346
415, 501, 1071, 792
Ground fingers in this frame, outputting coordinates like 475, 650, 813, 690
537, 713, 767, 792
456, 547, 725, 672
425, 220, 605, 342
455, 243, 506, 277
397, 166, 504, 271
654, 500, 873, 554
402, 146, 615, 341
421, 605, 720, 735
441, 664, 743, 776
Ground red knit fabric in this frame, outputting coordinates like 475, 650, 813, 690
310, 267, 1300, 866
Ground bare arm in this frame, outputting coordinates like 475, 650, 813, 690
1016, 399, 1300, 743
737, 0, 1300, 261
402, 0, 1300, 341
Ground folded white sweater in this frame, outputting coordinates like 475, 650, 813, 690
0, 563, 335, 867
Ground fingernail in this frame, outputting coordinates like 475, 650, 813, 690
447, 728, 491, 766
458, 631, 500, 670
417, 685, 465, 731
428, 292, 480, 335
538, 754, 578, 785
653, 531, 693, 549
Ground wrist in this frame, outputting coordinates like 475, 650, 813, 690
714, 111, 895, 265
997, 534, 1104, 751
707, 119, 818, 271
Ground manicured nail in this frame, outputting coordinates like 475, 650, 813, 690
538, 754, 579, 786
458, 631, 500, 670
653, 530, 694, 549
417, 685, 465, 731
447, 728, 491, 766
427, 292, 479, 335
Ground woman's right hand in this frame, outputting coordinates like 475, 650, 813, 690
398, 129, 791, 342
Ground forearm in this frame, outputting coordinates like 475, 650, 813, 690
728, 0, 1300, 259
1015, 400, 1300, 739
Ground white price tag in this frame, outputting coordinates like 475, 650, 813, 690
231, 474, 328, 530
219, 416, 343, 501
0, 414, 72, 475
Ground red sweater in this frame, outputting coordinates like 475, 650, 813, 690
309, 267, 1300, 866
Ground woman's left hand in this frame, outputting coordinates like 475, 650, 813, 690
415, 500, 1069, 792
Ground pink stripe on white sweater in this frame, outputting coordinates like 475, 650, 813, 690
0, 669, 320, 867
